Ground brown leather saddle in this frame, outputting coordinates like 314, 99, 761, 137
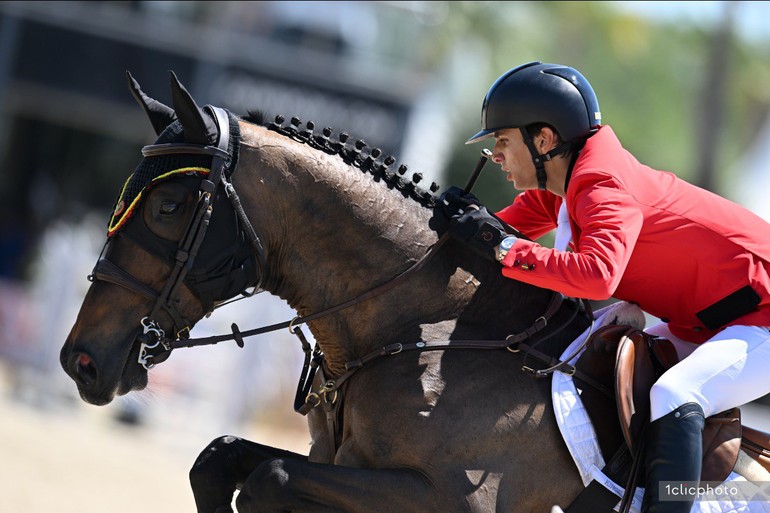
575, 323, 770, 483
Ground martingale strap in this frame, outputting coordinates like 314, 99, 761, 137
294, 292, 580, 416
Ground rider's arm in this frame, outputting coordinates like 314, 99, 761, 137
495, 189, 561, 240
499, 171, 643, 300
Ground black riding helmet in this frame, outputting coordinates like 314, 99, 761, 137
467, 62, 601, 190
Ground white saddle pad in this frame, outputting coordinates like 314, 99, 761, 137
550, 302, 770, 513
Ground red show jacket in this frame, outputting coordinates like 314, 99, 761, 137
496, 125, 770, 343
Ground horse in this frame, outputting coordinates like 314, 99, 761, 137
59, 71, 605, 512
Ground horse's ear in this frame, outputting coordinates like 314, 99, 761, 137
168, 71, 218, 145
126, 71, 177, 136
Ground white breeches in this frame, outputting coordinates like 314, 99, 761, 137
644, 323, 770, 421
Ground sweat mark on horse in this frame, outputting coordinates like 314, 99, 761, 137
60, 71, 598, 512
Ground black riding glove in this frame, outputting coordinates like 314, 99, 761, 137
447, 205, 507, 262
437, 186, 481, 220
432, 186, 483, 237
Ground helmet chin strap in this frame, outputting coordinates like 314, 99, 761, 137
519, 127, 572, 191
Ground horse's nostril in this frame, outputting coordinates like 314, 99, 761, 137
71, 352, 98, 387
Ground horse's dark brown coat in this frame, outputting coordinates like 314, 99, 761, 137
61, 81, 594, 512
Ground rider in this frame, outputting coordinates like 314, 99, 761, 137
438, 61, 770, 513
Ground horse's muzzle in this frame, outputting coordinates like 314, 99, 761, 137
60, 346, 113, 405
60, 334, 148, 406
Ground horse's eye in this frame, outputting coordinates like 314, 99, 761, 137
159, 202, 179, 215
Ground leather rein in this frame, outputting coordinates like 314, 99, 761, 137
88, 111, 588, 425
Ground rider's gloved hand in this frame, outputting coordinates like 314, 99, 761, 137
437, 186, 481, 219
432, 186, 483, 237
447, 205, 507, 262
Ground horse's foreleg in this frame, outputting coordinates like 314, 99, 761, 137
235, 458, 436, 513
190, 435, 309, 513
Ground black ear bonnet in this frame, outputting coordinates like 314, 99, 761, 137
107, 110, 256, 312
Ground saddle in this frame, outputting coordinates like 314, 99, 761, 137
575, 323, 770, 484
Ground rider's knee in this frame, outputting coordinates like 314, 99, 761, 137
649, 377, 695, 422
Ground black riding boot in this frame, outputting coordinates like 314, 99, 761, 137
642, 402, 705, 513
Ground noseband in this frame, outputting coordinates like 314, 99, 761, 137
89, 106, 267, 369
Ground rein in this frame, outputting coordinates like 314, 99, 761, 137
156, 145, 589, 421
90, 112, 590, 432
171, 227, 451, 351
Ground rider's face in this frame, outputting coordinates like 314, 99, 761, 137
491, 128, 538, 191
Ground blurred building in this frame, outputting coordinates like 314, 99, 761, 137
0, 0, 451, 428
0, 0, 447, 281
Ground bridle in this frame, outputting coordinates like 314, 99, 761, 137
89, 106, 267, 369
88, 107, 592, 423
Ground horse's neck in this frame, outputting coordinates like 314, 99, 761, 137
236, 124, 555, 374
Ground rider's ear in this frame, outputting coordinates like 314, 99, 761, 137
126, 71, 177, 136
538, 126, 559, 152
168, 71, 218, 146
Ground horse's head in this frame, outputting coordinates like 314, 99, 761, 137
60, 72, 260, 405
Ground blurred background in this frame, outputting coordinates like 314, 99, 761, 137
1, 1, 769, 512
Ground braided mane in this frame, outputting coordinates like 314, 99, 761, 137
243, 111, 440, 208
